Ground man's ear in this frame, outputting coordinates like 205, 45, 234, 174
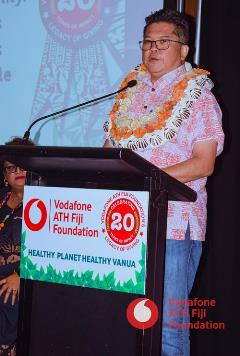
181, 44, 189, 61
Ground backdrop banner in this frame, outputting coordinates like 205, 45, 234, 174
0, 0, 163, 146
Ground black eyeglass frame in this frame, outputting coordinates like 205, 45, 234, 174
3, 165, 26, 174
139, 39, 185, 51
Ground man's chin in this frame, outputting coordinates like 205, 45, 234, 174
145, 62, 164, 73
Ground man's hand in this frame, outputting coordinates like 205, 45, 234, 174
0, 272, 20, 305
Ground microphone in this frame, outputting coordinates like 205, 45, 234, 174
23, 79, 137, 143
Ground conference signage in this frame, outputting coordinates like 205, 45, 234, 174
21, 186, 149, 294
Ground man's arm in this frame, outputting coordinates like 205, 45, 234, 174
162, 140, 218, 183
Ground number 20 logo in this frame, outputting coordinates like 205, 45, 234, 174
106, 198, 140, 246
111, 213, 135, 232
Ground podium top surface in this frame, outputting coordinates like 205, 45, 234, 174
0, 145, 196, 202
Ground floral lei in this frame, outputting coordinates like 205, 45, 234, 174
104, 63, 213, 151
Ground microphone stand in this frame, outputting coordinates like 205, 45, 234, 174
23, 80, 137, 143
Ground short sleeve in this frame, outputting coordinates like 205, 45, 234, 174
189, 89, 224, 156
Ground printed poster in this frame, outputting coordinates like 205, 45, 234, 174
21, 186, 149, 294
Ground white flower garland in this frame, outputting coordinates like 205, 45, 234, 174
104, 65, 213, 151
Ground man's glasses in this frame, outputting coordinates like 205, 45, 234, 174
139, 38, 185, 51
4, 165, 26, 174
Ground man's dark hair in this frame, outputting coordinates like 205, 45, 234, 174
144, 9, 189, 44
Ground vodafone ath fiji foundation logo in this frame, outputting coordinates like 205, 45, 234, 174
101, 192, 147, 252
126, 298, 159, 329
24, 198, 48, 232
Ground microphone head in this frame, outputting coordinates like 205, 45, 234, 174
127, 79, 137, 88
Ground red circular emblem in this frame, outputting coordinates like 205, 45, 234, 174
126, 298, 159, 329
105, 198, 140, 245
39, 0, 112, 46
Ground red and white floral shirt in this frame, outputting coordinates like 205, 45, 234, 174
107, 64, 224, 241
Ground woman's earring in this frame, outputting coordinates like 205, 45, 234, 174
4, 179, 9, 187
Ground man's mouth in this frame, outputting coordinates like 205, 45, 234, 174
149, 57, 160, 61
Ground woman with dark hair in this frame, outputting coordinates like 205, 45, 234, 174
0, 137, 34, 355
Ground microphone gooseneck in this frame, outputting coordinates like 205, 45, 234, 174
23, 79, 137, 143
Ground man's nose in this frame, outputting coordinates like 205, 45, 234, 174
150, 41, 158, 50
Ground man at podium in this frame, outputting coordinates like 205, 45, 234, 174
104, 8, 224, 356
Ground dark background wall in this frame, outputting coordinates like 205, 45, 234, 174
164, 0, 239, 355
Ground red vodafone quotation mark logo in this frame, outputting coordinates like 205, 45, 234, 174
24, 198, 47, 231
126, 298, 159, 329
